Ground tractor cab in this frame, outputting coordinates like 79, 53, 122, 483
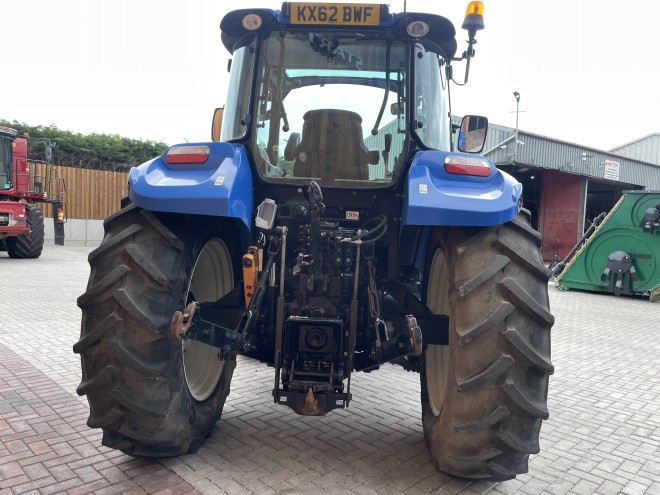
215, 3, 486, 189
0, 125, 58, 198
0, 126, 18, 190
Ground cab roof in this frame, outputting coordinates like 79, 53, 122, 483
220, 5, 457, 59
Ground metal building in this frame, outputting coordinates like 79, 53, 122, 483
473, 122, 660, 261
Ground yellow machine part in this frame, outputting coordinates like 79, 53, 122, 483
242, 246, 260, 307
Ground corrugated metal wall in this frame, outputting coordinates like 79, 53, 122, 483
475, 122, 660, 190
609, 134, 660, 166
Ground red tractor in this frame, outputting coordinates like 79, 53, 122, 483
0, 125, 66, 258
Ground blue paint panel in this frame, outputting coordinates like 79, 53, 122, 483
129, 142, 253, 232
402, 150, 522, 227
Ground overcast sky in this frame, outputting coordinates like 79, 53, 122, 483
3, 1, 659, 151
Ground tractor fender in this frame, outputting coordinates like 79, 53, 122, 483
128, 142, 253, 232
402, 150, 522, 227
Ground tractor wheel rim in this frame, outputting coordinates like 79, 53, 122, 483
183, 238, 233, 402
426, 249, 450, 417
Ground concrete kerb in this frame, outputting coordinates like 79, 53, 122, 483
43, 217, 104, 247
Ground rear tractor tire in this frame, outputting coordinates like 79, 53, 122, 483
7, 204, 45, 258
74, 204, 237, 456
421, 210, 554, 480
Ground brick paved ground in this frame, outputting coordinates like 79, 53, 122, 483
1, 244, 659, 494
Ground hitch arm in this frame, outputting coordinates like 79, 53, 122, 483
170, 302, 249, 354
170, 241, 280, 354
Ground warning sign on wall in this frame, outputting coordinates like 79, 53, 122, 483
603, 160, 620, 181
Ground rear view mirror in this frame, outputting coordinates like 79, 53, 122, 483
367, 150, 380, 165
211, 107, 224, 142
457, 115, 488, 153
284, 133, 300, 161
390, 102, 404, 116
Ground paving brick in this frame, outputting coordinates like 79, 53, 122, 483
39, 477, 83, 495
43, 452, 81, 469
10, 474, 56, 494
150, 482, 199, 495
5, 439, 29, 454
17, 451, 59, 468
141, 471, 197, 493
0, 461, 24, 479
571, 479, 600, 495
99, 465, 129, 483
94, 480, 146, 495
190, 478, 225, 495
65, 478, 112, 495
67, 453, 105, 469
621, 480, 651, 495
21, 462, 49, 481
0, 474, 30, 490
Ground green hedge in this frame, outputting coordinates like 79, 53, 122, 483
1, 119, 168, 172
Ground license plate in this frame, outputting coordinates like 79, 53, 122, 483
290, 3, 381, 26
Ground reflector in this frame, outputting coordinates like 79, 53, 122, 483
165, 145, 210, 164
444, 155, 491, 177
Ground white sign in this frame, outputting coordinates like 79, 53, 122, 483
603, 160, 620, 181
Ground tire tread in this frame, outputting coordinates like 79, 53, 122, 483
457, 354, 514, 393
75, 205, 235, 457
457, 302, 514, 345
7, 205, 45, 258
73, 314, 120, 353
422, 211, 553, 480
501, 278, 555, 326
455, 255, 509, 297
77, 265, 130, 307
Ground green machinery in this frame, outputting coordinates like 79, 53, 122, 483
554, 190, 660, 300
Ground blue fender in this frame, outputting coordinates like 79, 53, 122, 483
128, 142, 253, 232
402, 150, 522, 227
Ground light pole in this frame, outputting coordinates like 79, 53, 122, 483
513, 91, 520, 160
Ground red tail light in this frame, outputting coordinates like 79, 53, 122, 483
165, 145, 210, 164
444, 155, 491, 177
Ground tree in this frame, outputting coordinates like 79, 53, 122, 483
0, 119, 168, 172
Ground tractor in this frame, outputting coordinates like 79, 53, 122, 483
75, 1, 554, 480
0, 126, 65, 258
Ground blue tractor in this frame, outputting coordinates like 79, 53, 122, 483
75, 2, 553, 480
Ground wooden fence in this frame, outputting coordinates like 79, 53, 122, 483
32, 163, 128, 220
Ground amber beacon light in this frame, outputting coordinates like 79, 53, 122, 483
462, 1, 485, 36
